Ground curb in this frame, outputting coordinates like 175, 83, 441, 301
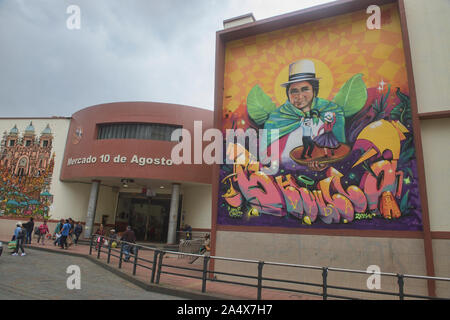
19, 244, 236, 301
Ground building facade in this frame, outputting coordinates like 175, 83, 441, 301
211, 0, 449, 297
0, 102, 214, 245
0, 0, 447, 298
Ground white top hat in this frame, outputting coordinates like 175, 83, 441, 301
281, 59, 321, 87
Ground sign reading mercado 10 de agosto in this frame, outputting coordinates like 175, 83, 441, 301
67, 154, 173, 167
217, 3, 424, 232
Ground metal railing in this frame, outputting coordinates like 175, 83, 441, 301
178, 238, 203, 261
89, 234, 450, 300
177, 231, 209, 241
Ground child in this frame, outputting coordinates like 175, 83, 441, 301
109, 229, 118, 248
313, 112, 340, 157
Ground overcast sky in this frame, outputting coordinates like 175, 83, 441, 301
0, 0, 334, 117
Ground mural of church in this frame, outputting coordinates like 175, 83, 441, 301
0, 122, 55, 218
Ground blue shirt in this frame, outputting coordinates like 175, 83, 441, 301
14, 226, 21, 237
61, 223, 71, 236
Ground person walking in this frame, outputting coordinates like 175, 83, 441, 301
12, 223, 26, 256
95, 224, 106, 250
120, 226, 136, 262
67, 218, 75, 247
59, 219, 71, 250
22, 217, 34, 244
53, 219, 64, 246
73, 222, 83, 245
37, 221, 50, 245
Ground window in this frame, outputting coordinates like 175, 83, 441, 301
42, 140, 49, 147
25, 140, 31, 147
97, 123, 182, 142
9, 140, 15, 147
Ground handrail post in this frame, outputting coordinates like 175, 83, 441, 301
97, 236, 103, 259
118, 243, 124, 269
89, 234, 94, 255
322, 267, 328, 300
397, 274, 405, 300
107, 238, 112, 264
133, 245, 139, 276
202, 256, 211, 293
257, 261, 264, 300
155, 251, 165, 284
151, 250, 159, 283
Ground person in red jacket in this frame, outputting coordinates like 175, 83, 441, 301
37, 221, 50, 245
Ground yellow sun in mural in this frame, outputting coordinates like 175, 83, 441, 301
273, 58, 334, 105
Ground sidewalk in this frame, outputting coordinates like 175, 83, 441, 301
0, 234, 319, 300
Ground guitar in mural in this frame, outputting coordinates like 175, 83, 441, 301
0, 122, 55, 219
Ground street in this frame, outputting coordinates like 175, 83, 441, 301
0, 247, 185, 300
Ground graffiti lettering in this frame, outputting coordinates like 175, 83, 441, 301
224, 153, 404, 225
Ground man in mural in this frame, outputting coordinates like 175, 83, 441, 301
262, 59, 345, 165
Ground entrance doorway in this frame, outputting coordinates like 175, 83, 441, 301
114, 192, 182, 243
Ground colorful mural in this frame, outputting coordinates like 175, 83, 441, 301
218, 4, 423, 230
0, 122, 55, 219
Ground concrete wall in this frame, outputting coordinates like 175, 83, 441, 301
182, 184, 212, 230
52, 182, 90, 222
433, 239, 450, 296
93, 184, 119, 226
420, 118, 450, 232
404, 0, 450, 113
405, 0, 450, 297
0, 218, 58, 240
214, 231, 450, 299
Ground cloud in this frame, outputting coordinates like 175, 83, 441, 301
0, 0, 334, 117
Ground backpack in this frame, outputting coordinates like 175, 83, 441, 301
34, 226, 40, 235
17, 228, 25, 239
